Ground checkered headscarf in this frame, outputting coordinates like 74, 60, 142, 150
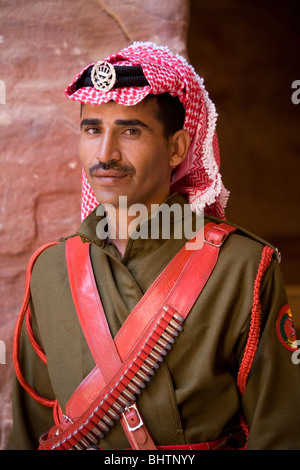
65, 42, 229, 220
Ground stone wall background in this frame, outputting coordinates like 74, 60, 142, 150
0, 0, 299, 450
0, 0, 189, 449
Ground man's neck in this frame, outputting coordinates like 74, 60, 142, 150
104, 205, 148, 257
101, 193, 189, 257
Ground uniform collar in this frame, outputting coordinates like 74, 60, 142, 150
76, 192, 195, 250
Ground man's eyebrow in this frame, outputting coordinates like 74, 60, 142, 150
114, 119, 152, 131
80, 118, 152, 131
80, 118, 102, 129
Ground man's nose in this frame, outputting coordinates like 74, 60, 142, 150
96, 131, 121, 162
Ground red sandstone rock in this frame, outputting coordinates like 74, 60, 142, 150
0, 0, 189, 449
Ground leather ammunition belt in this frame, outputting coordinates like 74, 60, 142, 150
41, 305, 184, 450
14, 221, 249, 450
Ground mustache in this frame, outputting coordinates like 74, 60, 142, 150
89, 160, 136, 177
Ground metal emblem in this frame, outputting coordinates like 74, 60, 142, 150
91, 61, 116, 92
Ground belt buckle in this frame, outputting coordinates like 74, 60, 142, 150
123, 403, 144, 432
204, 226, 227, 248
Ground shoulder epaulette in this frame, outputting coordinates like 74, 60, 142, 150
205, 216, 281, 263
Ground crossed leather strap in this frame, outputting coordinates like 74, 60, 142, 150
13, 222, 239, 450
54, 222, 236, 450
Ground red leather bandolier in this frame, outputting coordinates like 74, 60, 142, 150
13, 222, 274, 450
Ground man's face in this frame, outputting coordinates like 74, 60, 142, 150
79, 99, 178, 211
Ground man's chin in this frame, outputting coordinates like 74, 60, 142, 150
92, 190, 122, 209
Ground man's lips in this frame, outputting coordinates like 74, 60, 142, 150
90, 169, 129, 186
91, 169, 128, 178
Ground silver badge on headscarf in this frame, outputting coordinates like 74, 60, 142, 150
91, 61, 117, 92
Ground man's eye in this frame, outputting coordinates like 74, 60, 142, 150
84, 127, 101, 135
124, 128, 140, 136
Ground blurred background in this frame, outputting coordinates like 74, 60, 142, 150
0, 0, 299, 449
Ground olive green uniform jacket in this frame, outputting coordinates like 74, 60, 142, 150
7, 194, 300, 449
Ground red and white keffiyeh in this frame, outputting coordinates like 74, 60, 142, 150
65, 42, 229, 220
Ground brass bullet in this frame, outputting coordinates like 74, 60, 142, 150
131, 375, 146, 388
145, 356, 160, 369
101, 415, 115, 427
153, 343, 167, 356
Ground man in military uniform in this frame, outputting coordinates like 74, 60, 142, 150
7, 42, 300, 450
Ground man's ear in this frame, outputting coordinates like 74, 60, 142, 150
168, 129, 191, 168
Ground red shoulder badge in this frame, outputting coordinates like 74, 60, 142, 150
276, 304, 298, 352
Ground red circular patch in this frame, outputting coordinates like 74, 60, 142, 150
276, 304, 298, 352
